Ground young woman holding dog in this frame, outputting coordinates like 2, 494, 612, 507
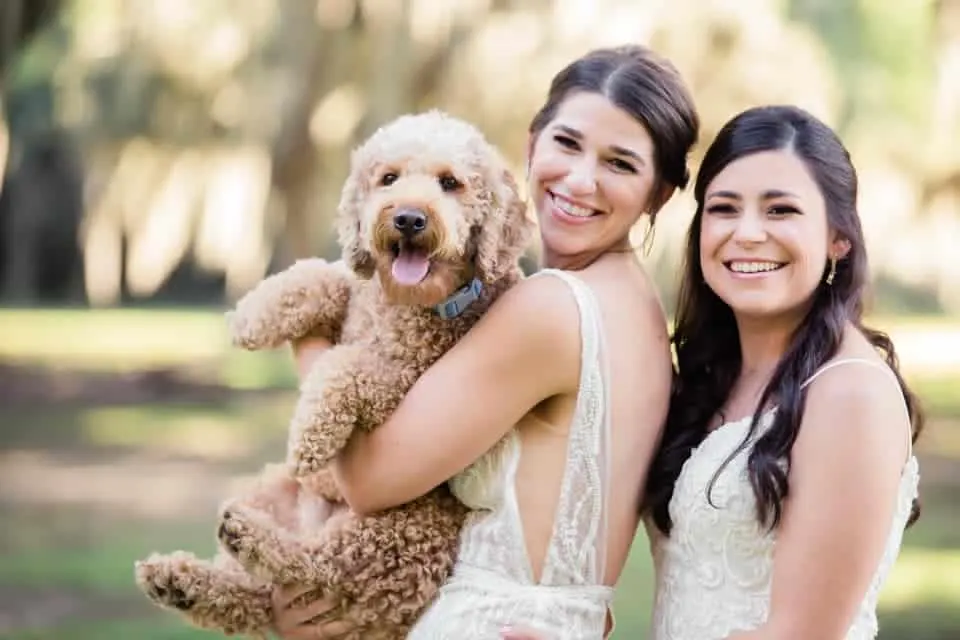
271, 45, 699, 639
508, 106, 924, 639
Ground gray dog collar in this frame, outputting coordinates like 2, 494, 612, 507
435, 278, 483, 319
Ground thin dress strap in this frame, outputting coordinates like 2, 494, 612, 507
801, 358, 913, 459
531, 268, 612, 586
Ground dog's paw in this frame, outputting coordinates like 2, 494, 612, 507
218, 504, 261, 564
217, 503, 285, 581
134, 550, 275, 635
218, 502, 312, 585
225, 258, 351, 350
134, 552, 202, 611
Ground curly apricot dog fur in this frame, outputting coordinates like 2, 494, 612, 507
135, 110, 532, 638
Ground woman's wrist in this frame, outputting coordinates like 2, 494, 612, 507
290, 335, 333, 381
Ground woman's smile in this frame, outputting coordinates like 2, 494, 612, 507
547, 190, 604, 225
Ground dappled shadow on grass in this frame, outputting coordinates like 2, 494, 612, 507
0, 504, 229, 639
0, 584, 154, 635
903, 484, 960, 551
0, 392, 304, 525
0, 618, 223, 640
877, 605, 960, 640
0, 307, 957, 638
0, 376, 306, 637
1, 392, 295, 457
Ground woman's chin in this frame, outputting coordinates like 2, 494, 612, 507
540, 231, 588, 259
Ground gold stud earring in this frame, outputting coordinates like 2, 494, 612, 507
826, 256, 837, 285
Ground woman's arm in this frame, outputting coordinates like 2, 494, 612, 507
332, 275, 582, 515
739, 363, 911, 640
292, 334, 334, 380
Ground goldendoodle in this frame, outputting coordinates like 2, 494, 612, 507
135, 110, 533, 639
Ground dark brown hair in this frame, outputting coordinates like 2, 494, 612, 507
644, 105, 923, 534
529, 45, 699, 196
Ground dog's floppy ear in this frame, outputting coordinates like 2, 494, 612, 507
474, 166, 533, 284
336, 154, 376, 278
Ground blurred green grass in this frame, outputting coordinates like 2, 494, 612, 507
0, 308, 957, 639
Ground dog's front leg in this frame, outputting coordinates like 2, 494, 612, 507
226, 258, 355, 350
288, 344, 371, 477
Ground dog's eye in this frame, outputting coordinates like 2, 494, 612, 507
380, 172, 398, 186
438, 174, 463, 192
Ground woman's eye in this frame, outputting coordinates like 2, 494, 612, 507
768, 204, 800, 216
553, 134, 579, 149
609, 158, 636, 173
705, 203, 737, 215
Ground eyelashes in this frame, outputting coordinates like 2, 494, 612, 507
705, 203, 737, 215
551, 135, 638, 173
704, 203, 802, 216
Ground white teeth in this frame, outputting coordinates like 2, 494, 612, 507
553, 195, 594, 218
729, 261, 783, 273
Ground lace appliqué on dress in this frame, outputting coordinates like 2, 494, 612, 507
649, 410, 920, 640
409, 269, 614, 640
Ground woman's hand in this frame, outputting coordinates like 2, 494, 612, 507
271, 583, 358, 640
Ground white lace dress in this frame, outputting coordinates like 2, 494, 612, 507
408, 269, 614, 640
648, 359, 921, 640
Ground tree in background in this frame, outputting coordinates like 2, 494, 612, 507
0, 0, 956, 314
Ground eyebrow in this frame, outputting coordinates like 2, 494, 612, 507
554, 125, 647, 166
706, 189, 800, 200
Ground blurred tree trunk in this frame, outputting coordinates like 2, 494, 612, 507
927, 0, 960, 202
270, 0, 363, 263
1, 0, 67, 302
1, 0, 62, 183
1, 0, 61, 83
269, 0, 473, 265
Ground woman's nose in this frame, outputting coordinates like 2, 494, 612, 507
732, 209, 767, 244
563, 158, 597, 195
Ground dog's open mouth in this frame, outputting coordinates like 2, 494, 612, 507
390, 241, 431, 285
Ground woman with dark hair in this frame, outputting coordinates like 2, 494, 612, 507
273, 45, 700, 639
641, 104, 922, 640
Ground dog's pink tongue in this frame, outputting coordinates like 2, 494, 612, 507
392, 248, 430, 285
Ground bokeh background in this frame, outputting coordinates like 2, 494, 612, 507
0, 1, 957, 638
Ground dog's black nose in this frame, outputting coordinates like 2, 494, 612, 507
393, 209, 427, 236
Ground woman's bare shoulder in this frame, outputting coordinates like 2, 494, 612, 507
454, 270, 582, 374
797, 325, 911, 468
806, 325, 901, 404
583, 263, 670, 346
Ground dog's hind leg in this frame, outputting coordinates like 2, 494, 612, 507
216, 501, 319, 585
222, 492, 468, 632
135, 549, 274, 636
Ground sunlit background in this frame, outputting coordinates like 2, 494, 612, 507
0, 1, 957, 638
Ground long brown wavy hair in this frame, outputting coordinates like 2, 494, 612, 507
643, 105, 924, 535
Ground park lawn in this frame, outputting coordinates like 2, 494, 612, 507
0, 502, 957, 639
2, 307, 958, 400
0, 307, 958, 638
0, 307, 298, 390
